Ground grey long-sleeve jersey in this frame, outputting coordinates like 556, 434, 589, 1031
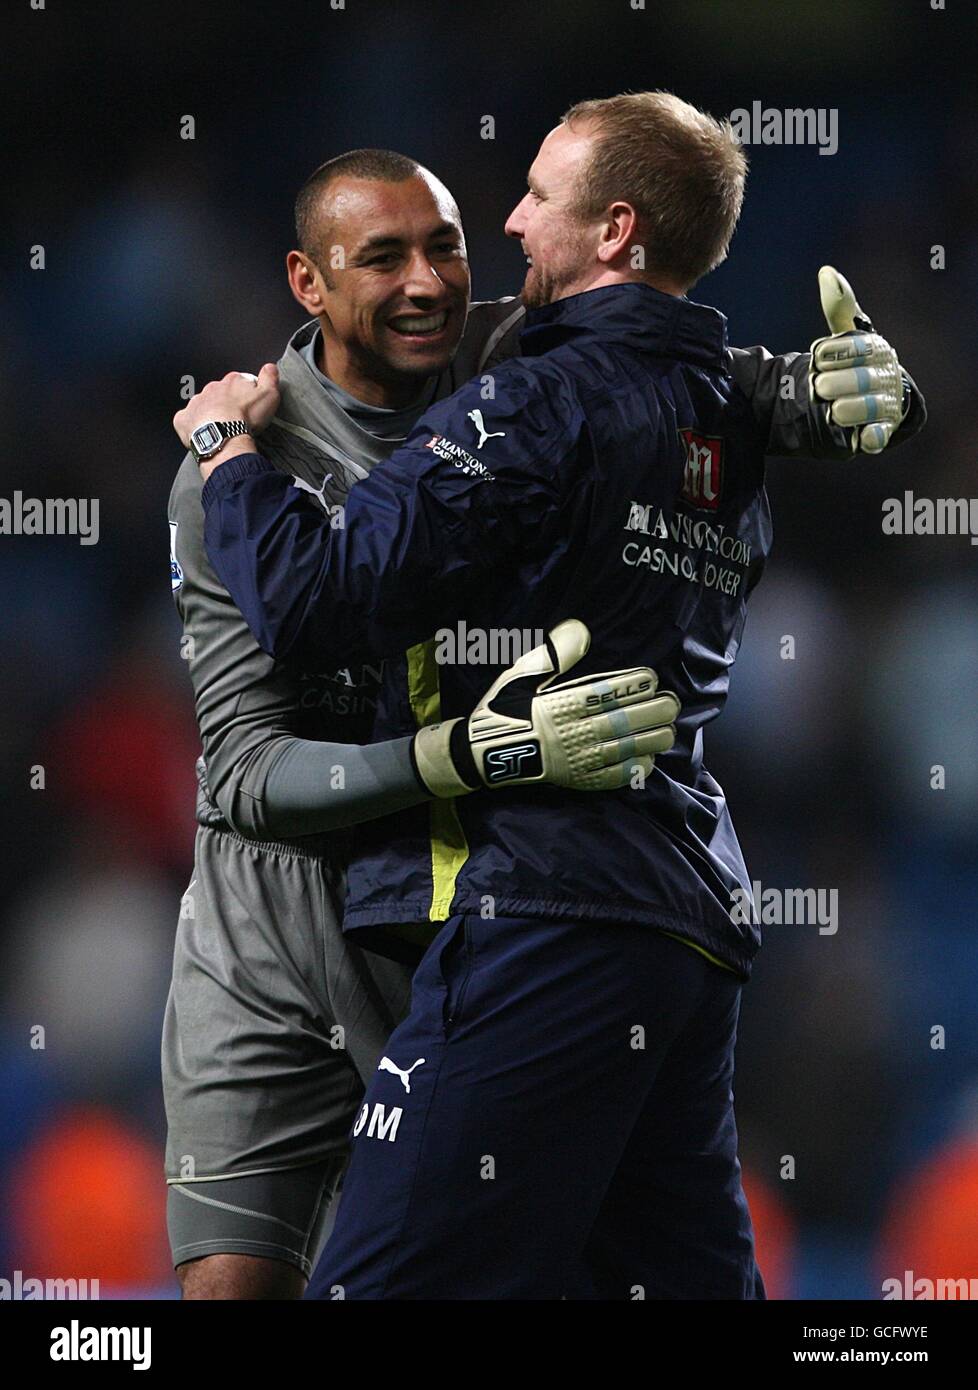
169, 300, 525, 848
169, 296, 925, 851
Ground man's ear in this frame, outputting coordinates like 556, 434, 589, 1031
597, 201, 639, 265
286, 250, 329, 315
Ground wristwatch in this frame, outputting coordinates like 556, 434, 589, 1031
189, 419, 252, 464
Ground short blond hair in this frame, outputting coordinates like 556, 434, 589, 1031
562, 91, 747, 290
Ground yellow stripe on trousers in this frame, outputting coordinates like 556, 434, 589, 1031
406, 640, 470, 922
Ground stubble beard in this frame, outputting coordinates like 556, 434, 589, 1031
521, 224, 592, 310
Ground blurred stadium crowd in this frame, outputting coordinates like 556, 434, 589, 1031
2, 0, 975, 1298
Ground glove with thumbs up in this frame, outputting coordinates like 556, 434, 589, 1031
809, 266, 910, 455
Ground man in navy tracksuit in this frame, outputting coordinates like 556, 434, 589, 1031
184, 94, 925, 1297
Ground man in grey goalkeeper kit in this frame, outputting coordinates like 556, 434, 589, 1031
164, 142, 923, 1297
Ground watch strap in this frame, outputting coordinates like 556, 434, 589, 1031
190, 419, 252, 463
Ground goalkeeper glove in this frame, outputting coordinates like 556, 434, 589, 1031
809, 265, 910, 454
412, 619, 679, 797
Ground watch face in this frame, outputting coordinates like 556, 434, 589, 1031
191, 422, 222, 457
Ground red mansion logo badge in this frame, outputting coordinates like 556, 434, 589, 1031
679, 429, 724, 511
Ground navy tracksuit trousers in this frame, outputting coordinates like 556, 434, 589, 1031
306, 914, 765, 1300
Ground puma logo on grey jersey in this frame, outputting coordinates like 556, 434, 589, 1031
291, 473, 334, 509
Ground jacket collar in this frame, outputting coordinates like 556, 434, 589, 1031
519, 282, 728, 370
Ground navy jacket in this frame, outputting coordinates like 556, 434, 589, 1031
203, 283, 834, 975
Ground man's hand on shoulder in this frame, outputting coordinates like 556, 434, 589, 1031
173, 363, 281, 480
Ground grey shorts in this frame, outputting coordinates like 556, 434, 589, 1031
161, 825, 414, 1272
